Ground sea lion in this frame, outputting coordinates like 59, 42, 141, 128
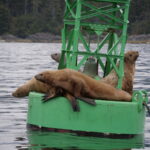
12, 77, 95, 112
35, 69, 132, 102
51, 53, 64, 63
101, 51, 139, 95
12, 77, 51, 97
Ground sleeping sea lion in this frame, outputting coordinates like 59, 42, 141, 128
35, 69, 131, 102
12, 77, 95, 112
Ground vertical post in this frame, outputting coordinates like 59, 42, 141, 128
71, 0, 82, 69
117, 2, 130, 89
104, 3, 117, 77
58, 27, 67, 69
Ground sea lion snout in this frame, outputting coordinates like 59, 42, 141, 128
35, 73, 45, 82
124, 50, 139, 62
134, 51, 139, 61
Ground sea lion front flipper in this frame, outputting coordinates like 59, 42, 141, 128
42, 93, 57, 103
42, 88, 63, 103
77, 97, 96, 106
65, 93, 80, 112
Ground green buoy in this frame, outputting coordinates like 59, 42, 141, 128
27, 0, 149, 135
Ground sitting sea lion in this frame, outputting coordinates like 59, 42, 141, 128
35, 69, 131, 102
51, 51, 139, 95
101, 51, 139, 95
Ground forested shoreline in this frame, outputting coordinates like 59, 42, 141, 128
0, 0, 150, 40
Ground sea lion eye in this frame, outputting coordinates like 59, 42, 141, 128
129, 54, 132, 57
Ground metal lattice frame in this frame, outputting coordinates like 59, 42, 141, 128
58, 0, 130, 89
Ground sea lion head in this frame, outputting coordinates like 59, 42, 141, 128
35, 73, 47, 83
35, 71, 55, 86
124, 51, 139, 64
51, 53, 61, 63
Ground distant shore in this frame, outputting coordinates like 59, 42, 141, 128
0, 33, 150, 44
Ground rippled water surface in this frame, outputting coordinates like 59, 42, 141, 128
0, 42, 150, 150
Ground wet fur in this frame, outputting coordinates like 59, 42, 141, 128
101, 51, 139, 95
12, 77, 82, 111
35, 69, 131, 102
12, 77, 51, 97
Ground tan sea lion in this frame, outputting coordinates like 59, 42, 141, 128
35, 69, 131, 102
12, 77, 51, 97
12, 77, 95, 112
101, 51, 139, 95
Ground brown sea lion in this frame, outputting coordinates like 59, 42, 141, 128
35, 69, 131, 102
101, 51, 139, 95
12, 77, 51, 97
12, 77, 95, 112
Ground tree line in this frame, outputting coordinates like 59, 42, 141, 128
0, 0, 149, 38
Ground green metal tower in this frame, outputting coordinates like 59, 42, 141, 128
58, 0, 131, 89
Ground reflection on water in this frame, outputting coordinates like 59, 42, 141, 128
0, 43, 150, 150
26, 130, 144, 150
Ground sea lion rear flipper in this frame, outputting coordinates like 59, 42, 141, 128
65, 93, 80, 112
77, 97, 96, 106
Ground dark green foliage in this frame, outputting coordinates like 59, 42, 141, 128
0, 4, 10, 34
0, 0, 149, 37
129, 0, 150, 34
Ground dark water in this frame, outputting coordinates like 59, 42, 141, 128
0, 42, 149, 150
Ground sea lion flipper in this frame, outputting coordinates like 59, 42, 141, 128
42, 88, 64, 103
71, 98, 80, 112
77, 97, 96, 106
65, 93, 80, 112
42, 94, 57, 103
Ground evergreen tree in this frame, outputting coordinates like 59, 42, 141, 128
0, 3, 10, 35
0, 0, 149, 36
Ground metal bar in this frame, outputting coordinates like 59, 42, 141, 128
104, 32, 114, 76
117, 3, 130, 88
82, 2, 113, 23
79, 31, 91, 52
66, 30, 74, 52
65, 0, 76, 18
108, 37, 121, 55
64, 21, 122, 30
71, 0, 82, 68
62, 50, 123, 59
95, 33, 111, 53
76, 55, 89, 69
104, 13, 125, 24
64, 0, 77, 18
97, 57, 105, 71
86, 0, 129, 4
80, 6, 126, 20
107, 56, 121, 77
58, 27, 67, 69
